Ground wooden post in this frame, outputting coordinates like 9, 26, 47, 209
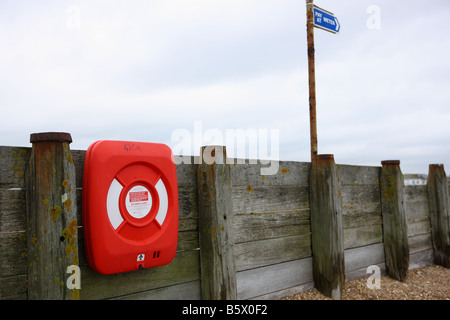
380, 160, 409, 281
309, 155, 345, 299
25, 132, 79, 300
427, 164, 450, 268
197, 146, 237, 300
306, 0, 318, 161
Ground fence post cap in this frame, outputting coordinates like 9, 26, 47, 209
30, 132, 72, 144
381, 160, 400, 166
317, 154, 334, 160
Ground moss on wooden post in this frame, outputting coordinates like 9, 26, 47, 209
380, 160, 409, 281
197, 146, 237, 300
26, 132, 79, 300
427, 164, 450, 268
309, 154, 345, 299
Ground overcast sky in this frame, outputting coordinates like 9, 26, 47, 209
1, 0, 449, 174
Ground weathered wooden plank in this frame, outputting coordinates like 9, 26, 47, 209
0, 232, 27, 277
409, 249, 434, 270
176, 157, 199, 187
177, 186, 198, 218
344, 225, 382, 249
176, 231, 199, 252
232, 185, 309, 214
0, 189, 27, 233
341, 185, 381, 215
0, 274, 27, 300
405, 186, 430, 230
408, 233, 433, 254
179, 218, 198, 233
342, 210, 382, 230
232, 161, 310, 187
309, 155, 345, 299
0, 146, 31, 189
233, 209, 310, 243
407, 218, 431, 237
345, 262, 386, 282
342, 209, 383, 229
197, 146, 236, 300
75, 188, 83, 226
337, 164, 380, 186
26, 133, 79, 300
71, 149, 85, 188
344, 243, 385, 274
236, 257, 313, 300
405, 200, 429, 222
405, 185, 428, 202
380, 160, 409, 281
113, 280, 201, 300
340, 173, 383, 250
235, 235, 311, 272
427, 164, 450, 267
250, 282, 315, 300
80, 250, 200, 300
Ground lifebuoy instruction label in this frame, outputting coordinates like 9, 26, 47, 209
126, 185, 152, 219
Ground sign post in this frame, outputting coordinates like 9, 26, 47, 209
306, 0, 317, 161
306, 0, 340, 161
306, 2, 344, 300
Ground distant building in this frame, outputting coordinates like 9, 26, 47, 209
404, 174, 427, 186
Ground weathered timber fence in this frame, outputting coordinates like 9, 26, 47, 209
0, 134, 449, 300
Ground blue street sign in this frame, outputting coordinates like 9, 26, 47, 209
313, 5, 340, 34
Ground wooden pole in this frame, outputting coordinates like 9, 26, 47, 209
380, 160, 409, 281
427, 164, 450, 268
197, 146, 237, 300
309, 154, 345, 299
306, 0, 318, 161
26, 132, 79, 300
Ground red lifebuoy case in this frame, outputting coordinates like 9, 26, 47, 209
82, 140, 179, 274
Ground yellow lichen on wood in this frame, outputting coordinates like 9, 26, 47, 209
60, 219, 78, 264
50, 205, 62, 221
65, 152, 73, 163
64, 197, 72, 213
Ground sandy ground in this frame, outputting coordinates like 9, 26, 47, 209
283, 265, 450, 300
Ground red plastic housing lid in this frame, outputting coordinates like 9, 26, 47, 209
82, 140, 179, 274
